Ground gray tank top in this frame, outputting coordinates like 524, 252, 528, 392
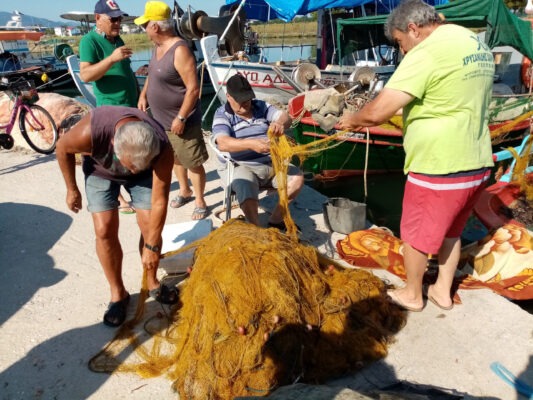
146, 40, 201, 130
82, 106, 169, 183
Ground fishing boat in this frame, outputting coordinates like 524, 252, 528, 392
0, 11, 73, 90
288, 0, 533, 178
199, 0, 422, 106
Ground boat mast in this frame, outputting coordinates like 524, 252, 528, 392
316, 9, 324, 69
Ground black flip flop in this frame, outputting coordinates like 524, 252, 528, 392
103, 293, 130, 327
149, 284, 179, 305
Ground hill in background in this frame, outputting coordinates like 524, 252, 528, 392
0, 11, 72, 28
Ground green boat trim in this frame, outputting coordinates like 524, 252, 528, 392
293, 117, 405, 180
293, 111, 531, 179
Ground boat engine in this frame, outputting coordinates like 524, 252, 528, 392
176, 4, 246, 55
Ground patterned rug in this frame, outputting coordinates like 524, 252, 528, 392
337, 224, 533, 301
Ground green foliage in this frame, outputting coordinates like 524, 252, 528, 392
249, 21, 317, 37
504, 0, 527, 10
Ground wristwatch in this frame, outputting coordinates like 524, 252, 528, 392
144, 243, 161, 253
177, 115, 187, 123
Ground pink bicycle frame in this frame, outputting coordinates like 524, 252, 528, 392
0, 95, 46, 134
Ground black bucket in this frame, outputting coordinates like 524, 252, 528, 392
323, 197, 366, 234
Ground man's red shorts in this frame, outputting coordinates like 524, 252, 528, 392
400, 168, 491, 254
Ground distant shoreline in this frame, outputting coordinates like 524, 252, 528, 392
250, 21, 317, 38
32, 22, 318, 55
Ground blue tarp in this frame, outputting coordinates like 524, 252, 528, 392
226, 0, 448, 22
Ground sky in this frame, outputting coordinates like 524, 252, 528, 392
1, 0, 222, 24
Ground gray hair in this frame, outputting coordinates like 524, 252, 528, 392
114, 121, 160, 172
152, 19, 174, 33
385, 0, 442, 41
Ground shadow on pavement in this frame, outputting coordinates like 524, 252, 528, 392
0, 153, 55, 176
0, 294, 171, 399
0, 202, 71, 325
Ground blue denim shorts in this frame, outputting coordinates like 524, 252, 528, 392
84, 174, 153, 213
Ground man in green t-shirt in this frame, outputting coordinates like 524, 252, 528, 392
339, 0, 494, 312
79, 0, 138, 108
79, 0, 140, 213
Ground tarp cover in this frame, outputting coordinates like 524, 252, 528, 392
337, 0, 533, 61
226, 0, 447, 22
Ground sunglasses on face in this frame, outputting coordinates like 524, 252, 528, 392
106, 16, 122, 23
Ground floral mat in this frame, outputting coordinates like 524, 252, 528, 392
337, 224, 533, 301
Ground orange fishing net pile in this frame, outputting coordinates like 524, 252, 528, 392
87, 129, 406, 399
89, 221, 405, 399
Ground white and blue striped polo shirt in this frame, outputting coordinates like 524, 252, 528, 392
212, 100, 282, 165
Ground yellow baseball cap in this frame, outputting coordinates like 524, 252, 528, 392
134, 1, 171, 25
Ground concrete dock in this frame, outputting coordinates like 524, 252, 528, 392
0, 140, 532, 399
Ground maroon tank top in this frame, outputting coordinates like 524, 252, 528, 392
146, 40, 201, 130
82, 106, 169, 183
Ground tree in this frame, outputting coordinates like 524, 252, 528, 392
504, 0, 527, 10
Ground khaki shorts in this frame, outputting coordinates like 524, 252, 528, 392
166, 124, 209, 169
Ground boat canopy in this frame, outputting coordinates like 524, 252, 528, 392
337, 0, 533, 63
60, 11, 138, 25
0, 31, 44, 41
226, 0, 447, 22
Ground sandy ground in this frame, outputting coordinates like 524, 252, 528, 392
1, 141, 532, 400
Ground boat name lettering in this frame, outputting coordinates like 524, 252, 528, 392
262, 74, 286, 85
239, 71, 259, 82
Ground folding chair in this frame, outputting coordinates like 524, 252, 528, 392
208, 135, 277, 222
208, 135, 236, 221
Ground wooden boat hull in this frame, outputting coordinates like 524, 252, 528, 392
292, 117, 405, 179
292, 118, 529, 179
290, 92, 531, 179
200, 34, 394, 105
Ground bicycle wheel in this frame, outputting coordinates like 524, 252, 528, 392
19, 105, 58, 154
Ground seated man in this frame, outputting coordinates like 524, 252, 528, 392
55, 106, 176, 328
212, 74, 304, 228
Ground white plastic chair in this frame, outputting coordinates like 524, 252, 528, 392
208, 135, 276, 222
208, 135, 236, 221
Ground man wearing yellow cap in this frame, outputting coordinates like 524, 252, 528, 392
136, 1, 209, 220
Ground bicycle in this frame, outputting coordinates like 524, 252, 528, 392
0, 77, 58, 154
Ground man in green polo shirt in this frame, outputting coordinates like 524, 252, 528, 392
79, 0, 140, 213
79, 0, 138, 107
339, 0, 494, 312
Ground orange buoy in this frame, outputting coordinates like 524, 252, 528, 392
522, 57, 532, 89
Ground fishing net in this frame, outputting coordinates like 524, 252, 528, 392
89, 221, 405, 398
88, 129, 406, 399
509, 134, 533, 201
